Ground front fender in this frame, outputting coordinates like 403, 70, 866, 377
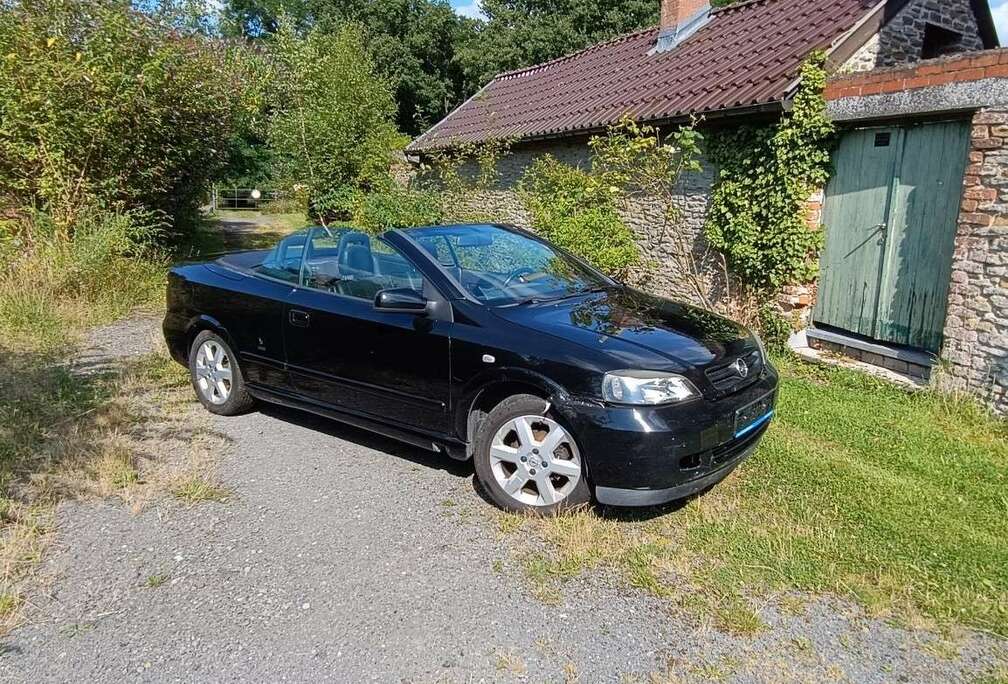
452, 366, 575, 444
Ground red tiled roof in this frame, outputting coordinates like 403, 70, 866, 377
408, 0, 875, 152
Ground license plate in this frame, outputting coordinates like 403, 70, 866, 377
734, 391, 776, 438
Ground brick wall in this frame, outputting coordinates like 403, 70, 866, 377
939, 108, 1008, 413
827, 49, 1008, 100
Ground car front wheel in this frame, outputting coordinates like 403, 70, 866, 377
188, 330, 254, 416
473, 394, 591, 514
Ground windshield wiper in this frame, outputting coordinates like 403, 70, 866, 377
548, 286, 608, 302
510, 287, 606, 307
510, 296, 547, 307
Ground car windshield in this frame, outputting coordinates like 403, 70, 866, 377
409, 224, 610, 306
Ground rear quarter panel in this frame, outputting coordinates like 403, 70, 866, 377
165, 262, 292, 389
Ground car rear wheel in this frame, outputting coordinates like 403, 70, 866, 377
188, 330, 254, 416
473, 394, 591, 514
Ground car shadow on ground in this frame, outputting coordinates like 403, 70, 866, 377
252, 402, 702, 519
254, 403, 474, 478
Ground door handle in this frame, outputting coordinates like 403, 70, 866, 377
289, 309, 310, 327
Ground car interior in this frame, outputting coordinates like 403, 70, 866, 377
285, 228, 425, 300
244, 225, 606, 308
413, 229, 599, 305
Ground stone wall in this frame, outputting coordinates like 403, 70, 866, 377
444, 136, 717, 302
844, 0, 985, 72
940, 108, 1008, 413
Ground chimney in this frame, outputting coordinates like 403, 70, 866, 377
654, 0, 711, 53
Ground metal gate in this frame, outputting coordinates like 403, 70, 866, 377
815, 120, 970, 353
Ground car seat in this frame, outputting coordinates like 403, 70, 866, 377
338, 233, 374, 276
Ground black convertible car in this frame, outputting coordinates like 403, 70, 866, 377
163, 223, 777, 512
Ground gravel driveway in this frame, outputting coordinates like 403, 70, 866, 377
1, 315, 1004, 683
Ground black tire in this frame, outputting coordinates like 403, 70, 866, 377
188, 330, 255, 416
473, 394, 591, 514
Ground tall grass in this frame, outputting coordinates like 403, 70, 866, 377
0, 209, 166, 353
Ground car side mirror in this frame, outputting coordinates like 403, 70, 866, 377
374, 287, 429, 315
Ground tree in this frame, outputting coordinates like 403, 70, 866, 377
222, 0, 662, 135
266, 17, 404, 221
457, 0, 658, 86
223, 0, 474, 135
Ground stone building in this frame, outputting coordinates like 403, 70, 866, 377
408, 0, 1006, 410
820, 53, 1008, 410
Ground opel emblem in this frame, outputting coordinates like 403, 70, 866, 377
733, 358, 749, 378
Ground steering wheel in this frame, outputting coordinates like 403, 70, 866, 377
502, 266, 536, 287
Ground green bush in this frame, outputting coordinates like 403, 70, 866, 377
0, 0, 263, 233
353, 187, 442, 232
757, 304, 793, 352
519, 156, 638, 278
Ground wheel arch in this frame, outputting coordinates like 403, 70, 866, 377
184, 314, 236, 359
456, 368, 573, 459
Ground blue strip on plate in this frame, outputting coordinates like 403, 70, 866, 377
734, 410, 775, 439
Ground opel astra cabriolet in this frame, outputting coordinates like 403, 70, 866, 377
163, 223, 777, 512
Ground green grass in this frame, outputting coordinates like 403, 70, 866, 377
518, 354, 1008, 636
172, 475, 230, 504
684, 355, 1007, 633
180, 210, 307, 258
0, 211, 166, 354
145, 574, 169, 589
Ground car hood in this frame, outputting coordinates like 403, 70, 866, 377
490, 287, 755, 370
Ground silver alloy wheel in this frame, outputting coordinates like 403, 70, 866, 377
489, 415, 582, 507
194, 339, 233, 405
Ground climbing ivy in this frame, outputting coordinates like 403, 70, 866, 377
704, 53, 835, 292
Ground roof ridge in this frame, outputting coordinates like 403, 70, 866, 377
494, 25, 658, 81
409, 0, 872, 153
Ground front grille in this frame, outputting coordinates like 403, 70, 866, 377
705, 350, 763, 394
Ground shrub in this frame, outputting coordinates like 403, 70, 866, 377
0, 0, 263, 233
757, 304, 794, 352
519, 156, 638, 278
353, 187, 443, 232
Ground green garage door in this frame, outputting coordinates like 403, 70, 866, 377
815, 121, 970, 354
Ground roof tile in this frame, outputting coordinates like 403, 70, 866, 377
409, 0, 873, 151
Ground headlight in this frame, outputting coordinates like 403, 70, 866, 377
752, 331, 768, 364
602, 370, 699, 405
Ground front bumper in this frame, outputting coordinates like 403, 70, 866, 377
553, 366, 778, 507
595, 440, 760, 506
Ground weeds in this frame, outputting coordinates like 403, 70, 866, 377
495, 650, 527, 676
0, 209, 165, 354
145, 574, 169, 589
172, 475, 230, 505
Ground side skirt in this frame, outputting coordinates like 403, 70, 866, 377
246, 384, 469, 459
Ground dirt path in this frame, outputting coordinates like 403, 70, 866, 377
1, 218, 1005, 682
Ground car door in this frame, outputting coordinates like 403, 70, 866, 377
283, 228, 452, 435
207, 231, 307, 391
